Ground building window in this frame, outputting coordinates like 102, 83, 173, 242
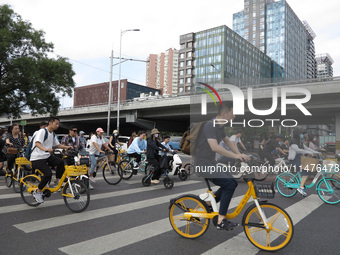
179, 70, 184, 75
180, 53, 185, 59
180, 62, 184, 67
187, 60, 192, 66
179, 78, 184, 84
186, 69, 192, 75
187, 42, 193, 48
187, 51, 192, 57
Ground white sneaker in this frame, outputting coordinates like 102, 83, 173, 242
90, 176, 96, 183
151, 180, 160, 184
88, 183, 94, 190
33, 189, 44, 203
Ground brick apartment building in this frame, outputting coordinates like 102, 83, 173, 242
73, 79, 160, 107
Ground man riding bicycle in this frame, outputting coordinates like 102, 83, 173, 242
30, 117, 73, 203
194, 102, 250, 231
126, 130, 147, 173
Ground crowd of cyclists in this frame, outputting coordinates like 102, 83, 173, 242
0, 111, 332, 226
0, 117, 178, 195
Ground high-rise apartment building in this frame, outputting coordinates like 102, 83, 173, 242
304, 21, 317, 79
193, 25, 272, 87
233, 0, 315, 81
178, 33, 194, 94
146, 48, 179, 95
177, 26, 272, 94
316, 54, 334, 78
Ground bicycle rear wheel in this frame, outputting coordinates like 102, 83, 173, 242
169, 195, 210, 239
103, 162, 122, 185
243, 202, 294, 251
276, 173, 299, 197
316, 178, 340, 204
5, 167, 13, 187
118, 160, 134, 180
20, 175, 41, 207
63, 180, 90, 213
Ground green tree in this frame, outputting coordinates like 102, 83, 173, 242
0, 4, 75, 118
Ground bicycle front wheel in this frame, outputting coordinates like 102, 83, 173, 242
103, 162, 122, 185
316, 178, 340, 204
169, 195, 210, 239
118, 160, 134, 180
63, 180, 90, 213
5, 167, 13, 187
276, 173, 299, 197
13, 167, 26, 193
330, 173, 340, 189
20, 175, 41, 207
243, 202, 294, 251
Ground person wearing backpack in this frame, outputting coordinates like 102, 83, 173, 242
30, 117, 73, 203
194, 102, 250, 231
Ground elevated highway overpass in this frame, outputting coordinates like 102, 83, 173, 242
1, 78, 340, 151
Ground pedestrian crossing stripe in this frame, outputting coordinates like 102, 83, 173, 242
0, 179, 202, 214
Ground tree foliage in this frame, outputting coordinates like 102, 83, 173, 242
0, 4, 75, 118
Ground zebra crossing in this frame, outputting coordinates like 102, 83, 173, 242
0, 174, 336, 255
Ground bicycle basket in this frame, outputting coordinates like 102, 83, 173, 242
15, 157, 32, 167
65, 165, 88, 177
254, 182, 275, 199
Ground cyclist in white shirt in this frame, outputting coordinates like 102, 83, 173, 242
88, 128, 112, 189
31, 117, 72, 203
229, 131, 247, 152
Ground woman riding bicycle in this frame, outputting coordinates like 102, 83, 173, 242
87, 127, 112, 189
288, 128, 320, 196
108, 130, 124, 165
5, 124, 25, 172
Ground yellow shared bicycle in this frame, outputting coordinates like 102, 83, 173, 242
169, 177, 294, 251
20, 164, 90, 213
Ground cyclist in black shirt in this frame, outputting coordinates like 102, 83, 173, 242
195, 102, 250, 231
262, 134, 286, 166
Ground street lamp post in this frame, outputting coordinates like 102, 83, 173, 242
107, 50, 114, 136
117, 29, 140, 133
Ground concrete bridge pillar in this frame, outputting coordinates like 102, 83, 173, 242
336, 113, 340, 154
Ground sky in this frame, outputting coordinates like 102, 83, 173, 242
3, 0, 340, 107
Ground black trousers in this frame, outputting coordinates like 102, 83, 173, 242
6, 153, 17, 171
262, 151, 275, 166
148, 158, 161, 180
128, 153, 141, 163
32, 155, 65, 190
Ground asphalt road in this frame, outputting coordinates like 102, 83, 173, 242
0, 164, 339, 255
